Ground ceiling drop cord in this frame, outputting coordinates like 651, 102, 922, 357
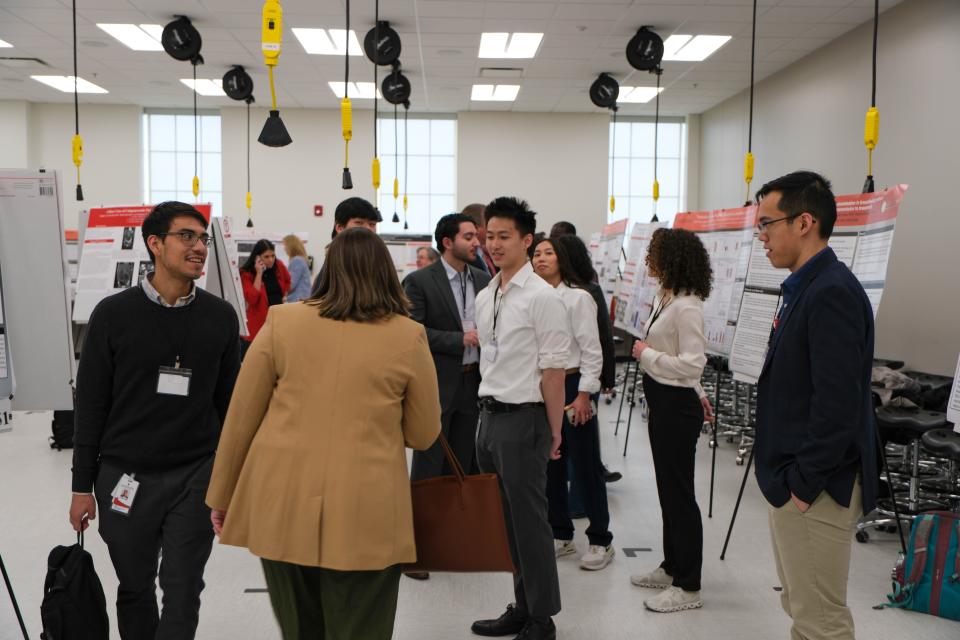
609, 107, 617, 215
403, 105, 409, 229
744, 0, 758, 205
652, 68, 661, 223
193, 62, 199, 199
71, 0, 83, 200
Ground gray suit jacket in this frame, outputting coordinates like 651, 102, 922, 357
403, 258, 491, 409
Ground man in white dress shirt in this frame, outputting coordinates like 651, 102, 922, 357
470, 197, 569, 640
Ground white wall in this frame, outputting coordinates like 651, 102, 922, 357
0, 101, 29, 168
458, 112, 610, 237
697, 0, 960, 374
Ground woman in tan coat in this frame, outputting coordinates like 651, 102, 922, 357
206, 227, 441, 640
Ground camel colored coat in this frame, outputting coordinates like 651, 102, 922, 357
206, 303, 441, 570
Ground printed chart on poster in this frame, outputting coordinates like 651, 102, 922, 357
674, 206, 756, 355
592, 219, 628, 303
72, 205, 212, 323
728, 185, 907, 382
947, 353, 960, 431
614, 222, 666, 337
385, 240, 433, 282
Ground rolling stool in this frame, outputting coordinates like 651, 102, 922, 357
920, 428, 960, 511
856, 406, 947, 542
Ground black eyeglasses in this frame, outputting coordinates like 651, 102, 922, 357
159, 230, 212, 247
756, 213, 803, 233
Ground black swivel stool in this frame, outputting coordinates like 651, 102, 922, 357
920, 427, 960, 512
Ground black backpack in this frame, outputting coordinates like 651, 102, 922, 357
49, 411, 75, 451
40, 533, 109, 640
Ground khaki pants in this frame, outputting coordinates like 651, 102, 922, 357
768, 479, 861, 640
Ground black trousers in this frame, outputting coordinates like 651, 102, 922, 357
411, 369, 480, 480
95, 456, 215, 640
546, 373, 613, 547
476, 405, 561, 619
642, 375, 704, 592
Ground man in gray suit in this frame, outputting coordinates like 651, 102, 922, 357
404, 213, 490, 490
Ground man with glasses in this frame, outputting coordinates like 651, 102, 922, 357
753, 172, 877, 640
69, 201, 241, 639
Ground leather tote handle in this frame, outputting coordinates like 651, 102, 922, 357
437, 433, 466, 483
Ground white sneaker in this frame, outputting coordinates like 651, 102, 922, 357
630, 567, 673, 589
643, 586, 703, 612
580, 545, 615, 571
554, 539, 577, 558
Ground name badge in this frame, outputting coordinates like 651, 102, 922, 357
484, 341, 498, 363
158, 366, 192, 396
110, 473, 140, 516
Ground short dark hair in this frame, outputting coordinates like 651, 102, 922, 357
434, 213, 476, 253
755, 171, 836, 239
549, 221, 577, 238
141, 201, 208, 263
646, 228, 713, 300
240, 239, 276, 273
485, 196, 536, 238
556, 234, 597, 284
334, 197, 382, 230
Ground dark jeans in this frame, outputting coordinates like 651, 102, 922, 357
411, 369, 480, 479
547, 375, 613, 547
94, 456, 215, 640
642, 374, 704, 592
261, 559, 401, 640
568, 391, 603, 514
476, 404, 561, 619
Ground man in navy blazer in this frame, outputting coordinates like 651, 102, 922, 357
753, 171, 878, 640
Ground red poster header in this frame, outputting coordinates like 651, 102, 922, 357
88, 204, 212, 229
601, 218, 629, 237
834, 184, 907, 228
674, 206, 757, 232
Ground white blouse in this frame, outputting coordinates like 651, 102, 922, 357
555, 283, 603, 394
639, 290, 708, 398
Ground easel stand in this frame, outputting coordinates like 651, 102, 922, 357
0, 551, 29, 640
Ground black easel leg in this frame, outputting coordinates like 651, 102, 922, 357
615, 361, 632, 436
875, 423, 908, 553
720, 445, 755, 561
708, 366, 721, 518
622, 373, 640, 457
0, 553, 29, 640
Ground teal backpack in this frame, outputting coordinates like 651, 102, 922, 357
884, 511, 960, 621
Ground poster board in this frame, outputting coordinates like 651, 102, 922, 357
674, 206, 756, 355
225, 226, 310, 272
613, 222, 666, 337
207, 217, 250, 337
592, 219, 628, 302
72, 205, 212, 323
0, 170, 76, 410
386, 240, 432, 282
946, 353, 960, 431
728, 185, 907, 382
0, 255, 12, 403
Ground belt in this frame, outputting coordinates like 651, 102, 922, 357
565, 367, 580, 376
478, 397, 544, 414
462, 363, 479, 373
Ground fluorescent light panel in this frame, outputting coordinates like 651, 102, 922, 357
96, 23, 163, 51
471, 84, 520, 102
0, 38, 12, 48
662, 34, 731, 62
478, 33, 543, 59
31, 75, 108, 94
328, 82, 382, 99
618, 86, 664, 104
180, 78, 226, 97
293, 28, 363, 55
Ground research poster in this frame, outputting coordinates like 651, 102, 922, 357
593, 219, 628, 303
73, 205, 212, 323
728, 185, 907, 382
386, 241, 432, 282
226, 226, 310, 271
674, 206, 756, 355
614, 222, 666, 337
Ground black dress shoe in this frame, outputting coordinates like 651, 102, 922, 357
513, 618, 556, 640
604, 469, 623, 483
471, 604, 528, 637
404, 571, 429, 580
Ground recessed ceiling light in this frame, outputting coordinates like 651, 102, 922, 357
478, 33, 543, 59
0, 39, 12, 48
96, 24, 164, 51
293, 28, 363, 55
32, 75, 108, 93
662, 34, 731, 62
618, 86, 664, 103
180, 78, 226, 97
328, 81, 382, 99
471, 84, 520, 102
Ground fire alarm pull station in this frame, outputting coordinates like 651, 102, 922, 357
314, 205, 323, 217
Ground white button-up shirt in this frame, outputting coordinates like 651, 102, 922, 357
440, 255, 479, 365
476, 261, 570, 404
555, 282, 603, 394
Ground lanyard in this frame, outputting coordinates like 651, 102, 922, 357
645, 294, 671, 337
492, 286, 505, 341
458, 271, 468, 319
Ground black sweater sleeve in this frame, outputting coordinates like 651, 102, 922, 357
590, 284, 617, 390
72, 303, 114, 493
214, 311, 241, 427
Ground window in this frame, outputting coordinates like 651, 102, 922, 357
608, 118, 686, 228
142, 111, 222, 216
376, 115, 457, 234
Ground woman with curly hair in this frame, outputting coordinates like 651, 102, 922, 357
629, 227, 714, 613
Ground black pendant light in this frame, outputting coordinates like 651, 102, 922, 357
626, 27, 663, 72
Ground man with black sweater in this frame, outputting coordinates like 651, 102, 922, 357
69, 202, 240, 640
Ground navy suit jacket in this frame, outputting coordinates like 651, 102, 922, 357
754, 248, 878, 514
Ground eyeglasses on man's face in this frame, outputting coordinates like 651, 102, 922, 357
756, 213, 803, 234
159, 230, 212, 247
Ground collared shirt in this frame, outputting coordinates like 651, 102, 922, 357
777, 246, 831, 323
476, 261, 570, 404
640, 290, 708, 398
441, 255, 479, 365
141, 272, 197, 308
555, 282, 602, 394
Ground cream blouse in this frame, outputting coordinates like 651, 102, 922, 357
639, 290, 708, 398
